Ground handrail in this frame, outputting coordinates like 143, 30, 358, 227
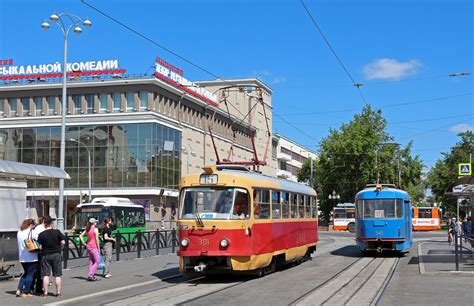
62, 229, 178, 269
454, 232, 473, 271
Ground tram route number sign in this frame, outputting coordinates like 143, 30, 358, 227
375, 210, 385, 218
458, 163, 471, 176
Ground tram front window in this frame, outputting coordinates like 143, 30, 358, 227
359, 199, 403, 219
180, 187, 250, 220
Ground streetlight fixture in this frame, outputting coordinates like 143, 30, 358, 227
69, 138, 92, 203
328, 190, 340, 201
42, 12, 92, 232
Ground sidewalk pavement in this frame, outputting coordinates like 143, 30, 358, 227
0, 252, 180, 306
417, 238, 474, 275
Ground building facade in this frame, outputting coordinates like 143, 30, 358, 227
272, 133, 318, 183
0, 72, 275, 228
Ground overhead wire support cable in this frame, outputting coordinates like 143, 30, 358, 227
300, 0, 368, 104
81, 0, 222, 80
81, 0, 321, 145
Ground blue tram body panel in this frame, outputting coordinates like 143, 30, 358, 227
355, 186, 412, 253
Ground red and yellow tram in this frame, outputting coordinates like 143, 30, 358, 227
177, 165, 318, 275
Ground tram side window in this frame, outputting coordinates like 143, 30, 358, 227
311, 197, 317, 218
418, 208, 432, 218
272, 191, 281, 219
254, 189, 270, 219
233, 190, 249, 219
290, 193, 298, 219
305, 195, 311, 218
298, 195, 305, 218
356, 200, 363, 218
396, 199, 403, 218
281, 192, 290, 218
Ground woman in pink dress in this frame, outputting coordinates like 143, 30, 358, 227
79, 218, 100, 281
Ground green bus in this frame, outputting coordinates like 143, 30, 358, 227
74, 197, 146, 239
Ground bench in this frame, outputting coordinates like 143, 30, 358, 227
0, 261, 16, 276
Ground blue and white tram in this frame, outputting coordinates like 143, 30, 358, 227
355, 184, 412, 253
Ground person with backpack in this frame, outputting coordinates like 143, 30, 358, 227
101, 218, 116, 279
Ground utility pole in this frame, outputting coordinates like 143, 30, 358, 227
310, 157, 314, 188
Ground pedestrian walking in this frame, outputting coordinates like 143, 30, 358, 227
465, 217, 472, 241
37, 216, 65, 298
447, 218, 453, 244
80, 218, 101, 281
16, 218, 38, 298
32, 217, 45, 294
101, 218, 116, 279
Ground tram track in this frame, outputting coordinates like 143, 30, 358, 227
291, 256, 400, 306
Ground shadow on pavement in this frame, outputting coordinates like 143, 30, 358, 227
330, 245, 362, 258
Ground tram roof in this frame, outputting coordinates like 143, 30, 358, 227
218, 169, 317, 195
356, 186, 409, 199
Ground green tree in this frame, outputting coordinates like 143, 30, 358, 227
427, 131, 473, 214
298, 105, 424, 219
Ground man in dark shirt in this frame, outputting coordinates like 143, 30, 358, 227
37, 217, 65, 297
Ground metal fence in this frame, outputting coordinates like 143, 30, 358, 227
62, 229, 178, 269
454, 232, 473, 271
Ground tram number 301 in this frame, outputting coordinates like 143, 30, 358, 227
198, 238, 210, 246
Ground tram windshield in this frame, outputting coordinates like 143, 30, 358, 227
180, 187, 250, 220
356, 199, 403, 219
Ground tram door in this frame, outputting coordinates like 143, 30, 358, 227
404, 200, 412, 244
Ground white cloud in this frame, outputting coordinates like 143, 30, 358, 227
449, 123, 474, 133
363, 58, 422, 80
250, 70, 286, 84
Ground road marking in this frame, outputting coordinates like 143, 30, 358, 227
44, 274, 183, 306
418, 242, 426, 275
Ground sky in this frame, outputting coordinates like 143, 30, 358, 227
0, 0, 472, 170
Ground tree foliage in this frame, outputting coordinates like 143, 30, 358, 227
298, 105, 424, 219
426, 131, 473, 214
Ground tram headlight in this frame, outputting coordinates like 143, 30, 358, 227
220, 238, 229, 248
180, 238, 189, 247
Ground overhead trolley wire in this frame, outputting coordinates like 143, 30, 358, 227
299, 0, 368, 104
81, 0, 324, 144
81, 0, 222, 80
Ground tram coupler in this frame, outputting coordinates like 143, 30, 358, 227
194, 262, 207, 272
377, 246, 382, 253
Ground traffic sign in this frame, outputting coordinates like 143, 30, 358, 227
458, 163, 471, 176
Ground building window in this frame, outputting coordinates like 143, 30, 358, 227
9, 98, 18, 116
139, 91, 148, 111
73, 95, 81, 114
85, 94, 94, 113
99, 93, 108, 113
126, 92, 134, 111
34, 97, 43, 116
47, 96, 55, 115
113, 92, 121, 112
0, 99, 4, 116
22, 97, 30, 115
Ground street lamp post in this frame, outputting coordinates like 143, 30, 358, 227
69, 138, 92, 203
42, 13, 92, 232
